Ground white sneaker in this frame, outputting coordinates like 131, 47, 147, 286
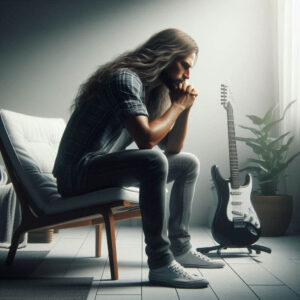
149, 260, 209, 288
175, 249, 225, 268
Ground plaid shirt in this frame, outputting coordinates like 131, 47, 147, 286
53, 69, 149, 178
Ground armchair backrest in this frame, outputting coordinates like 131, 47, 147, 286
0, 109, 65, 214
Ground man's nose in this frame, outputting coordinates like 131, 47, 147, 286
183, 70, 190, 80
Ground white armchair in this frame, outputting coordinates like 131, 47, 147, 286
0, 109, 141, 280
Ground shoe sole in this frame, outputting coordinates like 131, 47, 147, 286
180, 263, 224, 269
149, 278, 209, 289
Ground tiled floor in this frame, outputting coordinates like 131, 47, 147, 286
2, 224, 300, 300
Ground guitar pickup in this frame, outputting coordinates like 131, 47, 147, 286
231, 201, 242, 205
230, 191, 241, 195
232, 210, 244, 216
233, 217, 246, 228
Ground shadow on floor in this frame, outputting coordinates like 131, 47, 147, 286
0, 250, 49, 278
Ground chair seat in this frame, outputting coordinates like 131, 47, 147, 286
44, 186, 139, 215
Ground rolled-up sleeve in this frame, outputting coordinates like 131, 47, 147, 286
109, 70, 149, 122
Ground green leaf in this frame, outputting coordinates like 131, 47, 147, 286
281, 100, 296, 119
246, 158, 270, 171
245, 142, 264, 155
239, 166, 263, 175
285, 151, 300, 168
239, 125, 262, 136
263, 104, 278, 125
276, 136, 294, 156
263, 100, 296, 134
268, 164, 285, 177
246, 115, 264, 125
235, 137, 261, 144
262, 118, 282, 134
246, 163, 269, 174
268, 132, 291, 148
259, 178, 278, 184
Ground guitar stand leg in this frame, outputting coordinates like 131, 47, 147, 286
197, 244, 272, 255
248, 244, 272, 254
197, 245, 224, 254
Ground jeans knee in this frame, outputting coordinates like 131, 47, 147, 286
181, 152, 200, 178
145, 150, 168, 179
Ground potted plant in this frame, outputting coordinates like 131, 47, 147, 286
236, 100, 300, 236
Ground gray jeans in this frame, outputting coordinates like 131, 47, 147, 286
59, 149, 200, 269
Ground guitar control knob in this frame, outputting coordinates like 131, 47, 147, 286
247, 225, 258, 236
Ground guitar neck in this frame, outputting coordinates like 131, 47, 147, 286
227, 105, 240, 188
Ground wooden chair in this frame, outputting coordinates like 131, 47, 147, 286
0, 109, 141, 280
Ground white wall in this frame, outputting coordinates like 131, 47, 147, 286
0, 0, 279, 228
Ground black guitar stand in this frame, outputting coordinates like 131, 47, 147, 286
197, 244, 271, 255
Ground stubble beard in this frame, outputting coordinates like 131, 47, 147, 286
160, 70, 185, 92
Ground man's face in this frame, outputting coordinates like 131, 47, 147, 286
161, 52, 196, 90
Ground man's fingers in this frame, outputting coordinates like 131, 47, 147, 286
190, 88, 198, 96
186, 85, 194, 94
177, 81, 198, 96
177, 82, 183, 90
177, 83, 187, 93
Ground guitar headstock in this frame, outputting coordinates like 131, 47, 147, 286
221, 83, 233, 113
221, 84, 228, 108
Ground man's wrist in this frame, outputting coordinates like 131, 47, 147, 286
171, 102, 185, 114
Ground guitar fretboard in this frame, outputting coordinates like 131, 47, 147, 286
226, 103, 240, 189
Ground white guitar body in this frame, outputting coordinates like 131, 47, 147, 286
226, 173, 260, 229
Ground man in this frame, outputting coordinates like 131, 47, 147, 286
53, 28, 224, 289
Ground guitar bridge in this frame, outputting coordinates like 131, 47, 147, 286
233, 217, 246, 228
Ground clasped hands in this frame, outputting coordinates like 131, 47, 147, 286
170, 81, 199, 110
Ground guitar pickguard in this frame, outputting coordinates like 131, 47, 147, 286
226, 174, 260, 229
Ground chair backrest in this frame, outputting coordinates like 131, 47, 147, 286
0, 109, 66, 214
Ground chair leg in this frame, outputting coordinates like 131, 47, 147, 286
103, 208, 118, 280
5, 227, 23, 265
95, 224, 103, 257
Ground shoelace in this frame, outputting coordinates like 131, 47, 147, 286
190, 249, 212, 262
168, 261, 197, 280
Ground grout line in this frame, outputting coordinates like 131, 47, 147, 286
247, 241, 300, 298
225, 261, 261, 299
254, 260, 300, 298
249, 284, 285, 286
204, 227, 300, 299
68, 226, 93, 264
87, 280, 100, 300
201, 228, 260, 299
195, 268, 221, 300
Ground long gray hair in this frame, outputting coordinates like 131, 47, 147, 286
72, 28, 198, 119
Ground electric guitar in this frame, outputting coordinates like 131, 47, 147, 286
211, 84, 261, 247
